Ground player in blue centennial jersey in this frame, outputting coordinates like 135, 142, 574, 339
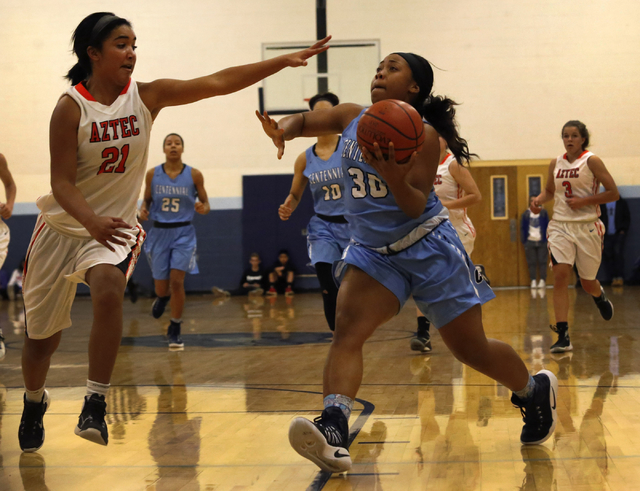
258, 52, 559, 473
278, 93, 349, 330
140, 133, 208, 349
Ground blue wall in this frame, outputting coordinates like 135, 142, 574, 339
3, 192, 638, 293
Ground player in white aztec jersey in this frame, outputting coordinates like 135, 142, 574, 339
0, 153, 17, 362
18, 11, 329, 453
532, 120, 619, 354
410, 136, 481, 353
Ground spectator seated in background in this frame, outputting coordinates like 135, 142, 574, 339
7, 257, 25, 301
266, 250, 296, 297
600, 197, 630, 286
237, 253, 268, 295
521, 197, 550, 289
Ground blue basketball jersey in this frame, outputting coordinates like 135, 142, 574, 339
149, 164, 197, 223
341, 109, 443, 248
303, 138, 346, 216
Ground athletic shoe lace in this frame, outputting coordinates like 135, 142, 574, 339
20, 401, 44, 435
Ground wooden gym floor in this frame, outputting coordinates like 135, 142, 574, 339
0, 285, 639, 490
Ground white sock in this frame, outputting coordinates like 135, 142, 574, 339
171, 318, 182, 324
25, 386, 46, 403
86, 380, 110, 398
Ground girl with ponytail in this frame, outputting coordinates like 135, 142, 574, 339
18, 11, 329, 453
258, 53, 558, 474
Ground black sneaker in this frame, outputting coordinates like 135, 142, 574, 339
19, 391, 50, 452
410, 334, 432, 353
550, 325, 572, 353
168, 321, 184, 350
151, 296, 170, 319
511, 369, 558, 445
289, 406, 351, 473
74, 393, 108, 445
593, 286, 614, 321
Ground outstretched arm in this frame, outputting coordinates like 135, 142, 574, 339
192, 168, 210, 215
139, 37, 331, 119
256, 103, 362, 159
279, 152, 309, 221
0, 153, 16, 219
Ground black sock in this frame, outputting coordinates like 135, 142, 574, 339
160, 295, 170, 303
417, 316, 430, 337
556, 321, 568, 331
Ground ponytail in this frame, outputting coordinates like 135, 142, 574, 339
66, 62, 90, 86
420, 95, 477, 165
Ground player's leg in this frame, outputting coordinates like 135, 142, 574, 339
73, 263, 127, 446
315, 262, 338, 331
547, 222, 576, 352
574, 222, 613, 320
146, 229, 171, 318
289, 265, 398, 473
411, 306, 431, 353
167, 269, 186, 349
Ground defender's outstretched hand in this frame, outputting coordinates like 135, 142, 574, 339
256, 110, 286, 159
285, 36, 331, 67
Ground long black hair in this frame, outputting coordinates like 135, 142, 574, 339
393, 52, 477, 165
66, 12, 132, 85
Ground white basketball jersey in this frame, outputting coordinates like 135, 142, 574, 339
37, 79, 152, 238
552, 151, 600, 222
434, 153, 476, 235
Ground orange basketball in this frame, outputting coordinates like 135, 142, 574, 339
356, 100, 425, 164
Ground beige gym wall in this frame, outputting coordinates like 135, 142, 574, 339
1, 0, 639, 203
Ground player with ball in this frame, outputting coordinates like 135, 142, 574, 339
257, 52, 558, 473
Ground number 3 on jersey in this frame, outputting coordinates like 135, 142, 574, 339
562, 180, 573, 198
348, 167, 388, 199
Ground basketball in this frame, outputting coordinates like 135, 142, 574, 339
356, 99, 425, 164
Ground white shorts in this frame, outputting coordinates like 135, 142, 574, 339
0, 220, 9, 269
23, 215, 146, 340
450, 218, 475, 256
547, 219, 604, 281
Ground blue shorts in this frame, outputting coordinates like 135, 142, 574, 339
144, 225, 199, 280
334, 220, 494, 328
307, 216, 351, 265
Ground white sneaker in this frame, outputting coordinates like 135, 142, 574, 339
530, 280, 537, 289
537, 279, 546, 289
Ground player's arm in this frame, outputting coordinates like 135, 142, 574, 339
257, 103, 363, 159
440, 161, 482, 210
532, 159, 556, 210
362, 124, 440, 219
192, 168, 210, 215
566, 156, 619, 210
279, 152, 309, 221
139, 37, 330, 119
139, 168, 154, 221
0, 153, 17, 219
50, 96, 133, 251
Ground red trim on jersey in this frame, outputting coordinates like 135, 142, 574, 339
23, 218, 46, 282
75, 79, 131, 101
124, 225, 146, 281
76, 82, 97, 102
120, 79, 132, 95
439, 153, 453, 166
